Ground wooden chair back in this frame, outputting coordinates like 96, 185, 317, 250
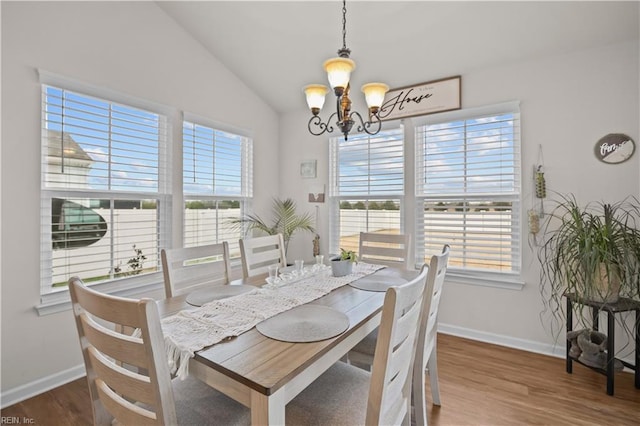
413, 244, 450, 426
69, 277, 176, 426
239, 233, 286, 278
359, 232, 412, 269
160, 242, 231, 298
366, 265, 428, 425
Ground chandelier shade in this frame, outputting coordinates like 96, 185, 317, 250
361, 82, 389, 111
304, 0, 388, 140
323, 57, 356, 93
304, 84, 329, 114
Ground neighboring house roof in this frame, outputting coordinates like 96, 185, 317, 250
46, 129, 94, 163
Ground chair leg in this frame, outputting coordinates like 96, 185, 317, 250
412, 355, 428, 426
427, 349, 441, 406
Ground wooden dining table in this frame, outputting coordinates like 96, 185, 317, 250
157, 266, 417, 425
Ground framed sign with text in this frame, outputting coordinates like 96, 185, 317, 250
594, 133, 635, 164
378, 76, 461, 122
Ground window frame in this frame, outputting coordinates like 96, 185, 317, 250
326, 102, 524, 290
37, 70, 174, 314
182, 113, 253, 261
413, 101, 524, 289
328, 127, 406, 255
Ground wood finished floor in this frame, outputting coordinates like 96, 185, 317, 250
2, 334, 639, 425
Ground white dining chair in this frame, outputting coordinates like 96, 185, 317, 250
359, 231, 412, 269
347, 245, 450, 426
68, 277, 250, 426
345, 231, 411, 366
413, 244, 450, 426
160, 242, 232, 298
239, 233, 286, 278
285, 265, 429, 425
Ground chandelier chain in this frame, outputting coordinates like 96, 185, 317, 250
342, 0, 347, 50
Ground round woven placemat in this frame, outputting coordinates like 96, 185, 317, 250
348, 275, 408, 292
256, 305, 349, 343
185, 285, 257, 307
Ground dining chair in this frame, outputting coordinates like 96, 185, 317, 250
347, 245, 450, 426
412, 244, 450, 426
68, 277, 249, 426
160, 241, 231, 298
358, 231, 412, 269
285, 265, 429, 425
239, 233, 286, 278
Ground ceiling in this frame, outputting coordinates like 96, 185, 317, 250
157, 1, 639, 114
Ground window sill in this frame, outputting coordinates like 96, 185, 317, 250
35, 273, 165, 316
444, 270, 525, 290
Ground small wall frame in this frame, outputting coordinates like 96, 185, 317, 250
300, 160, 317, 178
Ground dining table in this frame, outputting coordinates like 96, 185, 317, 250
157, 265, 418, 426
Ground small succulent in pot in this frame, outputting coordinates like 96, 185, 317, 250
339, 248, 358, 263
331, 249, 358, 277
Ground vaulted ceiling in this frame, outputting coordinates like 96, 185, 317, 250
158, 1, 639, 113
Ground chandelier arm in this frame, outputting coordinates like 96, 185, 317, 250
308, 113, 337, 136
352, 111, 383, 136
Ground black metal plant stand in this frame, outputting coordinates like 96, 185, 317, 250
565, 293, 640, 395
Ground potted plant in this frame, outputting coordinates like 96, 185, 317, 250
538, 193, 640, 327
228, 198, 315, 255
331, 248, 358, 277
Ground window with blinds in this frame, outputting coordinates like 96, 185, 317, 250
41, 85, 167, 293
329, 128, 404, 254
415, 106, 521, 275
183, 121, 252, 259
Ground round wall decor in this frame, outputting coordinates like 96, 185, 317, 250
594, 133, 635, 164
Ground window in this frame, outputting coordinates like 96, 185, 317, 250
329, 128, 404, 254
183, 120, 252, 260
41, 85, 169, 295
415, 102, 521, 281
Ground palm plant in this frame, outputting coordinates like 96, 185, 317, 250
229, 198, 315, 254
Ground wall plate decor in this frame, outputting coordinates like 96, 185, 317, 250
594, 133, 635, 164
378, 76, 461, 122
308, 184, 325, 203
300, 160, 317, 178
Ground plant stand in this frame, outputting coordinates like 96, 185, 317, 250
565, 293, 640, 395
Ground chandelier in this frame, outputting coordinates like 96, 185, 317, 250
304, 0, 389, 141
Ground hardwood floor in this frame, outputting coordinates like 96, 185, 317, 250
2, 334, 639, 425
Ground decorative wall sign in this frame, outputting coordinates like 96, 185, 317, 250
594, 133, 635, 164
378, 76, 461, 122
300, 160, 317, 178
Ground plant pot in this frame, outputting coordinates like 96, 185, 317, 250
331, 259, 353, 277
591, 262, 621, 303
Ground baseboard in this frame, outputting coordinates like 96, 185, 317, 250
438, 322, 637, 369
1, 364, 85, 409
438, 322, 568, 358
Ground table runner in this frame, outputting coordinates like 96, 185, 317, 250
162, 262, 384, 379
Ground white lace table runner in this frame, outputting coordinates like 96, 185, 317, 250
162, 262, 384, 379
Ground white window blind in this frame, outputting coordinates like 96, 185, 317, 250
41, 85, 168, 294
183, 121, 253, 258
415, 105, 521, 275
329, 128, 404, 254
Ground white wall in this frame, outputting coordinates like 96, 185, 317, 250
1, 1, 279, 400
282, 40, 640, 352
